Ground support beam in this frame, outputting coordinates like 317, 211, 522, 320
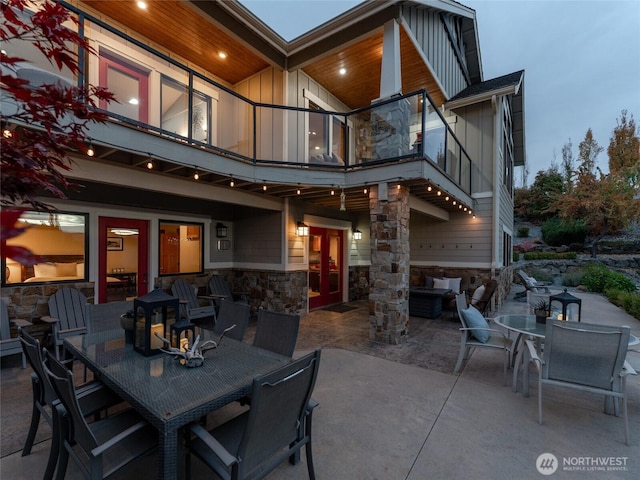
379, 19, 402, 100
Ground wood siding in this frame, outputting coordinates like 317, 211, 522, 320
401, 5, 468, 100
410, 197, 493, 266
233, 212, 282, 264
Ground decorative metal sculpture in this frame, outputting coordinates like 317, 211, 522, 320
154, 324, 236, 368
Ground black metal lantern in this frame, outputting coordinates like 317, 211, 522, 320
216, 222, 228, 238
549, 288, 582, 322
133, 286, 180, 356
170, 319, 196, 351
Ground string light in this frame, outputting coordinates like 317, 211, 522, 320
230, 177, 234, 187
263, 184, 267, 191
193, 169, 199, 180
340, 189, 346, 211
146, 157, 153, 169
86, 139, 95, 157
427, 185, 432, 192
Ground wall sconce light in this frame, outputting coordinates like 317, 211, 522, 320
296, 221, 309, 237
353, 229, 362, 240
216, 222, 228, 238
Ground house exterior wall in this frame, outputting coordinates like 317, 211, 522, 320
400, 5, 468, 99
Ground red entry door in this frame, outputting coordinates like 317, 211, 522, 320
98, 217, 149, 303
308, 227, 343, 310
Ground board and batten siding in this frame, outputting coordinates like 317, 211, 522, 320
286, 70, 351, 163
410, 196, 493, 267
401, 5, 468, 100
449, 102, 495, 195
234, 67, 286, 162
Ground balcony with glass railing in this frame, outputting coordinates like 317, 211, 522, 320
2, 1, 472, 195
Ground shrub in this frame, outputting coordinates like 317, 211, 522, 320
528, 267, 553, 283
604, 289, 640, 320
540, 218, 587, 246
522, 252, 577, 260
582, 263, 637, 294
562, 271, 583, 287
517, 226, 529, 238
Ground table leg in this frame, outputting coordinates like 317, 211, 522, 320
159, 429, 179, 480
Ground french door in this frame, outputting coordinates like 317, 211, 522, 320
308, 227, 343, 309
98, 217, 149, 303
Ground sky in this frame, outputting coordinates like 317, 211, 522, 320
241, 0, 640, 186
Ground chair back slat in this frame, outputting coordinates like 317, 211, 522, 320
544, 321, 630, 390
171, 279, 199, 309
48, 288, 88, 332
44, 350, 99, 451
20, 329, 57, 406
85, 300, 133, 333
238, 350, 320, 478
252, 309, 300, 358
208, 276, 234, 302
215, 300, 250, 341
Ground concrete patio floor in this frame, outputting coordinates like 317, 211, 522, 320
2, 287, 639, 479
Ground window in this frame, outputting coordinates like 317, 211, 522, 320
2, 211, 88, 285
161, 76, 212, 143
502, 99, 514, 195
159, 221, 203, 275
503, 231, 512, 267
99, 51, 149, 123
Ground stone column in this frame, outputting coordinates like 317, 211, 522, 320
369, 183, 410, 344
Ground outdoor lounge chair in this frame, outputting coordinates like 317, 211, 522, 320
514, 270, 551, 299
208, 275, 249, 305
454, 293, 512, 385
171, 279, 217, 324
40, 288, 89, 360
525, 321, 636, 445
470, 278, 498, 316
186, 349, 321, 480
44, 350, 157, 480
1, 298, 31, 368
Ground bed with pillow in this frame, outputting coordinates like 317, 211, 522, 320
23, 260, 85, 283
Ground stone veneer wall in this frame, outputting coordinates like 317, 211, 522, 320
157, 269, 307, 316
369, 184, 410, 344
1, 282, 95, 320
349, 265, 370, 301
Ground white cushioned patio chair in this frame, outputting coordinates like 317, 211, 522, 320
454, 293, 512, 385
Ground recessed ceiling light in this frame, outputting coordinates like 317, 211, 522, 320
339, 67, 347, 75
137, 1, 147, 10
129, 98, 139, 105
218, 51, 227, 59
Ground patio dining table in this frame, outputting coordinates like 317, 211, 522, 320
64, 328, 291, 480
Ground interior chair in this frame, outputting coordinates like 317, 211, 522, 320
470, 279, 498, 316
252, 308, 301, 358
43, 350, 157, 480
514, 270, 551, 299
454, 293, 512, 385
214, 299, 250, 342
85, 300, 133, 333
186, 349, 321, 480
1, 298, 32, 368
19, 329, 122, 480
41, 288, 89, 360
171, 279, 217, 324
525, 321, 636, 445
